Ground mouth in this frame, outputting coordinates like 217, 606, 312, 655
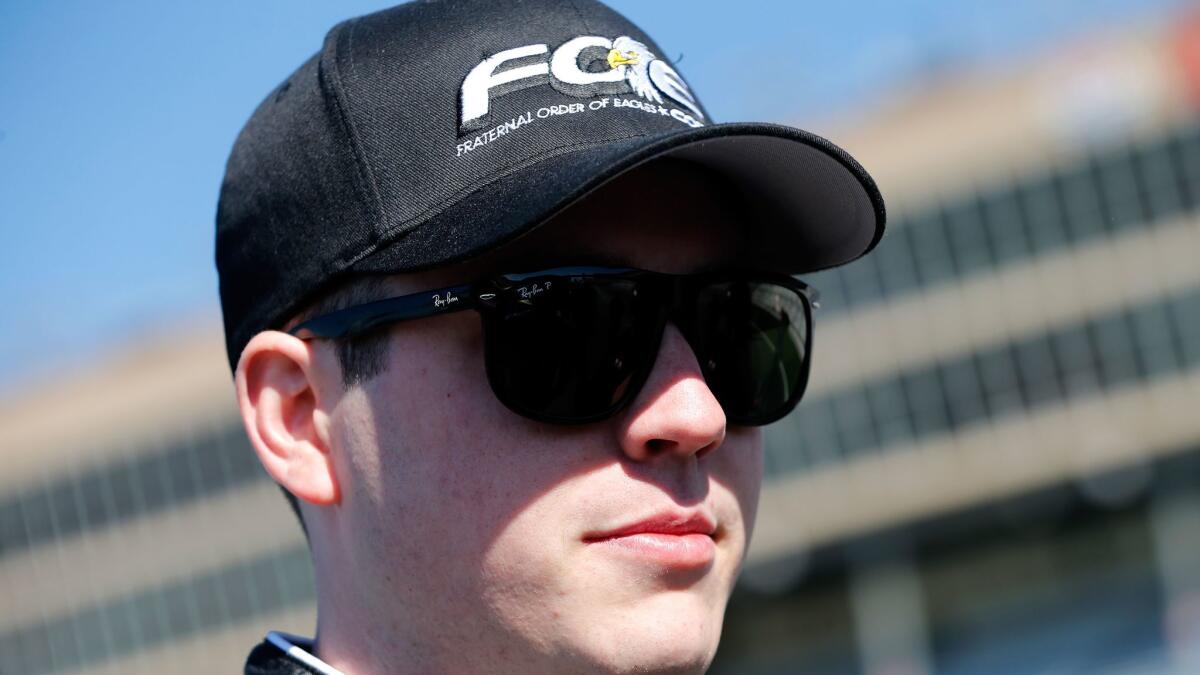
583, 511, 718, 569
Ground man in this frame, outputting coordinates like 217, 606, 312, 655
216, 1, 884, 673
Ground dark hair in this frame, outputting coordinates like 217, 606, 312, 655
278, 275, 396, 530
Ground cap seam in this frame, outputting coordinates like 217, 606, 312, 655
324, 18, 387, 237
565, 0, 593, 33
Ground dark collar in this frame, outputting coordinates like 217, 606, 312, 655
244, 638, 318, 675
245, 632, 344, 675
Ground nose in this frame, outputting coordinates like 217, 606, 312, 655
616, 323, 727, 461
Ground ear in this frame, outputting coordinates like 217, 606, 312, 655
235, 331, 340, 507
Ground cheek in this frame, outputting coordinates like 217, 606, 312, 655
364, 316, 498, 501
341, 315, 602, 565
334, 316, 501, 541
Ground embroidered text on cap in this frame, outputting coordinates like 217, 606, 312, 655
460, 35, 704, 133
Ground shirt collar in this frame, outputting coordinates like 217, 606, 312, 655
265, 631, 345, 675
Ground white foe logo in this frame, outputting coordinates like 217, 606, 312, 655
460, 35, 704, 132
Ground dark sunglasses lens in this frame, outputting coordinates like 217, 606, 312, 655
484, 275, 661, 422
690, 280, 810, 424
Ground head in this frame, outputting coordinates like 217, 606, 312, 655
236, 160, 763, 673
216, 1, 883, 673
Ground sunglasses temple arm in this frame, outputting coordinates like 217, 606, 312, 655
806, 286, 820, 310
789, 278, 820, 311
289, 283, 476, 339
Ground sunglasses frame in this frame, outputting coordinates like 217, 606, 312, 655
289, 266, 819, 426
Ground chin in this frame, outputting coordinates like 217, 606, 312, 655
606, 643, 714, 675
566, 591, 726, 675
581, 635, 716, 675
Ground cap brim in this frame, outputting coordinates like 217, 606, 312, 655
352, 122, 885, 277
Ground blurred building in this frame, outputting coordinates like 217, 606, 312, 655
718, 11, 1200, 675
2, 10, 1199, 675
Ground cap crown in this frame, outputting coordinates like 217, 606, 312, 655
217, 0, 711, 368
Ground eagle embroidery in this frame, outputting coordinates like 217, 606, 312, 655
607, 36, 705, 121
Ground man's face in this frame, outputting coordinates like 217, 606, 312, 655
312, 163, 764, 674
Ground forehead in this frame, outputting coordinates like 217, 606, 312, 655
394, 159, 748, 291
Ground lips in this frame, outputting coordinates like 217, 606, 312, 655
584, 511, 718, 569
585, 511, 717, 541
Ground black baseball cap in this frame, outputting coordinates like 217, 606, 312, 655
216, 0, 886, 371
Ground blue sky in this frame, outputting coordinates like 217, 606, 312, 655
0, 0, 1187, 394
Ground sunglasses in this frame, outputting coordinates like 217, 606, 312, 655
290, 266, 818, 426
